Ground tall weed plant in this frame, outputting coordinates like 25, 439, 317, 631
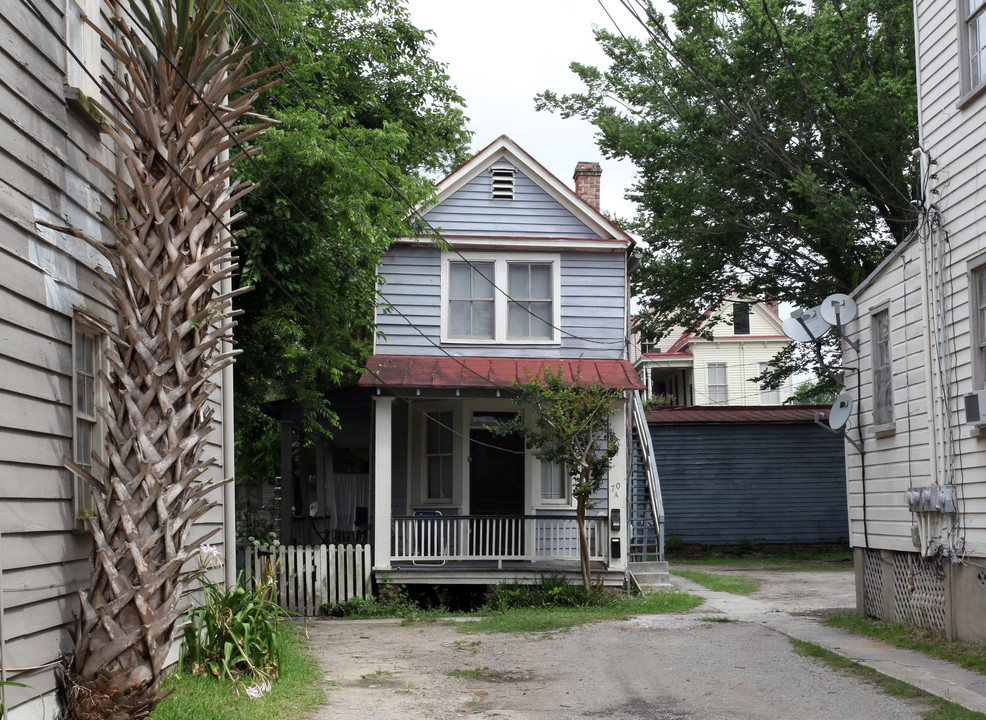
180, 546, 284, 695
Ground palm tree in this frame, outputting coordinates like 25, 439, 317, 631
47, 1, 275, 716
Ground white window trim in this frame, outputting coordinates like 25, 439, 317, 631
536, 458, 573, 507
440, 252, 561, 345
869, 302, 895, 436
968, 255, 986, 391
73, 314, 106, 528
758, 362, 780, 405
707, 362, 728, 405
958, 0, 986, 106
414, 405, 460, 508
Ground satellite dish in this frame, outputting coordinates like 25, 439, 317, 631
820, 294, 858, 326
782, 306, 831, 342
828, 392, 854, 430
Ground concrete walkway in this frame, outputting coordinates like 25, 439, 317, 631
671, 574, 986, 715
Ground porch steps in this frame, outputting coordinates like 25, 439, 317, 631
629, 561, 673, 592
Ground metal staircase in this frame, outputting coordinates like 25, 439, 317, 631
627, 391, 671, 590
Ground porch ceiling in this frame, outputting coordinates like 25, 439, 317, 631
359, 355, 644, 391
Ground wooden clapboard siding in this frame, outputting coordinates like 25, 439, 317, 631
651, 422, 847, 544
0, 1, 233, 714
422, 165, 602, 239
375, 246, 625, 359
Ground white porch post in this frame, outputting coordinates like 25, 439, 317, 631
373, 396, 395, 570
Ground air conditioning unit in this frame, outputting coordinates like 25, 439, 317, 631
964, 390, 986, 424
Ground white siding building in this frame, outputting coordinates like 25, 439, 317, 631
0, 1, 233, 715
632, 297, 792, 407
843, 0, 986, 642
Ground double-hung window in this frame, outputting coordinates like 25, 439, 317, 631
508, 262, 552, 339
871, 308, 894, 428
541, 460, 567, 502
971, 263, 986, 389
961, 0, 986, 100
442, 253, 560, 343
448, 262, 494, 339
759, 362, 780, 405
425, 411, 454, 500
707, 362, 728, 404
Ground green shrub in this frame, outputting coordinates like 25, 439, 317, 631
484, 575, 618, 611
322, 587, 420, 618
665, 535, 684, 554
737, 536, 755, 554
181, 571, 284, 689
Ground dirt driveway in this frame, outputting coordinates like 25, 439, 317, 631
303, 568, 927, 720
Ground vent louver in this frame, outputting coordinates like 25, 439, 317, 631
490, 161, 515, 200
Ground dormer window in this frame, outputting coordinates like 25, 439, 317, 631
490, 162, 515, 200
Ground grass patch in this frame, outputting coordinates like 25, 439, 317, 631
791, 639, 986, 720
700, 616, 737, 623
455, 590, 702, 634
672, 569, 759, 596
151, 625, 325, 720
667, 542, 852, 570
825, 613, 986, 676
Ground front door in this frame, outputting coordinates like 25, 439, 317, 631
468, 427, 524, 516
469, 425, 525, 557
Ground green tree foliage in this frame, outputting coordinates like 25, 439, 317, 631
538, 0, 917, 375
495, 364, 622, 591
231, 0, 471, 482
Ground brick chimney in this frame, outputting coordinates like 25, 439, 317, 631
573, 162, 602, 211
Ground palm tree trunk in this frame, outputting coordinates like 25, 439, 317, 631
51, 2, 275, 717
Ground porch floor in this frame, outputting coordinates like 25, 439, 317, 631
376, 560, 626, 589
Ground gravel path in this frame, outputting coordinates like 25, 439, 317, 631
302, 568, 930, 719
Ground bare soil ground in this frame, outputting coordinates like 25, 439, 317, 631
302, 568, 927, 720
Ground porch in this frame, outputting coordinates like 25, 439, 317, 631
389, 513, 611, 568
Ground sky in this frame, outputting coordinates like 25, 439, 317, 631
406, 0, 663, 224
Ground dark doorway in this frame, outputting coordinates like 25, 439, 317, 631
469, 427, 524, 516
469, 425, 525, 557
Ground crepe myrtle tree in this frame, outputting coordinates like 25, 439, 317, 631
495, 363, 622, 591
43, 0, 276, 716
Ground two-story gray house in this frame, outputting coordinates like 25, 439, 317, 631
359, 136, 645, 589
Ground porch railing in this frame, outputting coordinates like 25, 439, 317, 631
391, 515, 608, 567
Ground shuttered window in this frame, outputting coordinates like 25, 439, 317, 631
66, 0, 102, 101
490, 163, 515, 200
871, 310, 893, 427
732, 302, 750, 335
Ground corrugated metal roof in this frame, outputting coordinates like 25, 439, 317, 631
646, 405, 830, 424
359, 355, 644, 391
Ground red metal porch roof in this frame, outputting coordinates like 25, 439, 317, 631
359, 355, 644, 391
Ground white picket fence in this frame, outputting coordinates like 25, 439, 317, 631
243, 543, 372, 616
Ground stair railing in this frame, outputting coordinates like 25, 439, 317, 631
630, 389, 665, 560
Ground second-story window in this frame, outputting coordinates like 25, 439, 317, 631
759, 362, 780, 404
963, 0, 986, 95
66, 0, 102, 103
442, 253, 560, 344
707, 362, 728, 404
449, 262, 494, 339
508, 262, 552, 339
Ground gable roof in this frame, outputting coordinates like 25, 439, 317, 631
637, 296, 786, 359
416, 135, 632, 247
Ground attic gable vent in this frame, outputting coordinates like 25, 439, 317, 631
490, 162, 516, 200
